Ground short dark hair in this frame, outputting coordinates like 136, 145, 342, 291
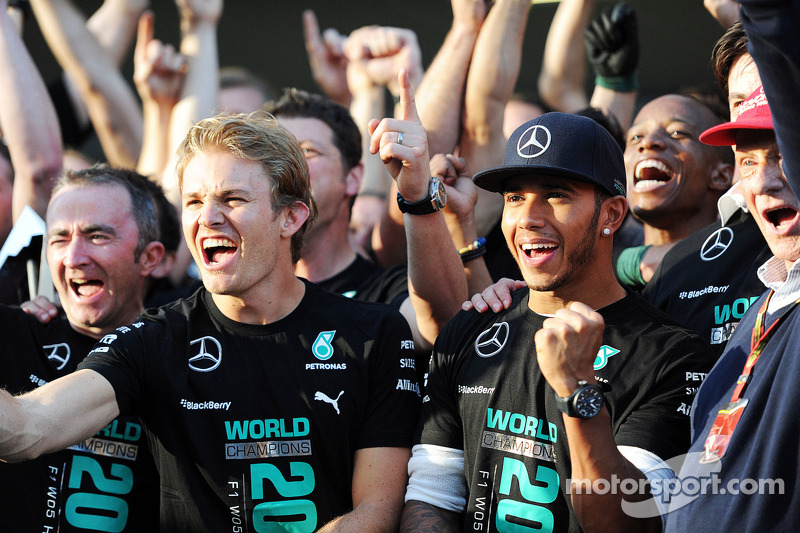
264, 88, 362, 172
711, 20, 748, 94
54, 165, 159, 259
575, 107, 626, 151
0, 140, 13, 184
219, 66, 276, 102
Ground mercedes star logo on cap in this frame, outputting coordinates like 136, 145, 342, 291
517, 125, 551, 158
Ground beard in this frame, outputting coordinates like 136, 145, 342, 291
523, 206, 601, 293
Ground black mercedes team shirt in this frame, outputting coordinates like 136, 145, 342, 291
315, 254, 409, 310
643, 212, 772, 353
80, 281, 421, 532
416, 289, 716, 532
0, 307, 159, 532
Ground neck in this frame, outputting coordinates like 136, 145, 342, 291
527, 268, 626, 315
641, 208, 718, 245
294, 225, 357, 282
212, 265, 306, 325
69, 308, 144, 340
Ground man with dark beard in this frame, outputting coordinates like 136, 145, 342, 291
400, 112, 715, 533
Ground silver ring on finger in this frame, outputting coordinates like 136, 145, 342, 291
397, 132, 404, 146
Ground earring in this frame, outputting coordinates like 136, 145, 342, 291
602, 228, 611, 236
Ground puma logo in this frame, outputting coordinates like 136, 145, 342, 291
314, 390, 344, 414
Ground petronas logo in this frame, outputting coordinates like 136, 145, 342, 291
593, 345, 620, 370
312, 330, 336, 360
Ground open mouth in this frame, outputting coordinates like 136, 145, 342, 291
202, 237, 237, 265
70, 278, 104, 298
520, 242, 558, 259
765, 206, 799, 231
634, 160, 675, 191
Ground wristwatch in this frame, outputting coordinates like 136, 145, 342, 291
397, 177, 447, 215
554, 380, 604, 419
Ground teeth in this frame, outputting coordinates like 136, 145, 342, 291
635, 159, 673, 179
203, 238, 235, 249
72, 279, 87, 285
521, 243, 557, 251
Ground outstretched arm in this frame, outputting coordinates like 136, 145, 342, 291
0, 369, 119, 462
0, 0, 62, 223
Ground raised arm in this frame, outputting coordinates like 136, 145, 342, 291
537, 0, 595, 113
133, 10, 187, 178
369, 71, 467, 350
86, 0, 149, 67
430, 153, 494, 296
343, 24, 423, 259
460, 0, 532, 236
160, 0, 222, 206
0, 0, 62, 223
585, 3, 639, 130
536, 303, 660, 532
302, 9, 351, 107
414, 0, 486, 157
0, 369, 119, 462
30, 0, 143, 168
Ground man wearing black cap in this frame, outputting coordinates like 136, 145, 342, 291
400, 112, 715, 532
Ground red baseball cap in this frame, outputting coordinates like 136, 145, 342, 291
700, 85, 774, 146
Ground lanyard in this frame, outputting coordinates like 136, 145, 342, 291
730, 291, 800, 402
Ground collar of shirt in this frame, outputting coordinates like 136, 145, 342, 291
719, 181, 748, 226
758, 256, 800, 316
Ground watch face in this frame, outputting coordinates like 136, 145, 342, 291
431, 178, 447, 209
574, 386, 604, 418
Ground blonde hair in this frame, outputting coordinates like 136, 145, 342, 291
175, 111, 316, 262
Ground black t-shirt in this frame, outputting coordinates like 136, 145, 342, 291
0, 306, 159, 532
643, 212, 772, 353
315, 254, 409, 310
79, 281, 421, 532
417, 289, 716, 532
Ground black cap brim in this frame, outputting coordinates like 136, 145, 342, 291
473, 164, 609, 194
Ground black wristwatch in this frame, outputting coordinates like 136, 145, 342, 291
397, 177, 447, 215
554, 380, 604, 419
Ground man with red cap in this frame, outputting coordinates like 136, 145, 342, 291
664, 85, 800, 529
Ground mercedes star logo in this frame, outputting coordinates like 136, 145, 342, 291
517, 125, 551, 158
475, 322, 510, 358
700, 227, 734, 261
188, 336, 222, 372
43, 343, 71, 371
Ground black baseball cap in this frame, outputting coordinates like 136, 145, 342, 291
473, 112, 626, 197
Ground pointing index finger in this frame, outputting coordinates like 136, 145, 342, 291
396, 69, 420, 123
